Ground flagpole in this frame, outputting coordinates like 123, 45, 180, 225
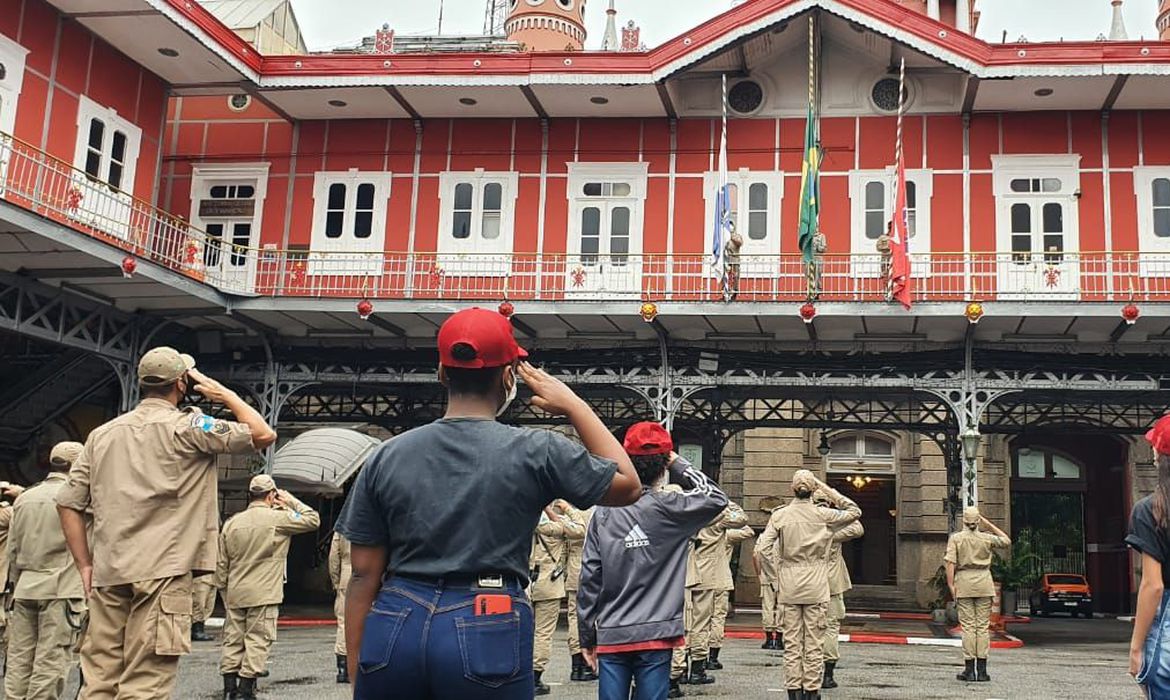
806, 13, 817, 301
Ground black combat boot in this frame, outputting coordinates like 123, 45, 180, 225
580, 659, 598, 682
776, 633, 785, 650
570, 654, 583, 681
787, 690, 801, 700
706, 647, 723, 670
806, 690, 821, 700
236, 677, 257, 700
222, 673, 238, 700
192, 621, 214, 642
975, 658, 991, 682
668, 677, 685, 698
822, 660, 838, 689
535, 670, 551, 695
956, 659, 976, 682
761, 632, 774, 649
336, 654, 349, 684
688, 660, 715, 685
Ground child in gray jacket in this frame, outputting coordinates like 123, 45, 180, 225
577, 422, 729, 700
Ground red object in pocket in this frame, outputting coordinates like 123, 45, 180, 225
474, 594, 513, 616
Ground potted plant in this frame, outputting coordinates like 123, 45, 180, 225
927, 565, 957, 624
992, 541, 1042, 615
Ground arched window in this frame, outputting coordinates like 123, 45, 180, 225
826, 432, 895, 475
1014, 446, 1084, 483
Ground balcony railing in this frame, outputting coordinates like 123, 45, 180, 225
3, 131, 1169, 305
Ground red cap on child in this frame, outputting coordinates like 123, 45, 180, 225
438, 308, 528, 369
1146, 414, 1170, 456
623, 422, 673, 456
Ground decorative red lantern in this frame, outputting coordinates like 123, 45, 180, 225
120, 256, 137, 278
498, 301, 515, 318
1122, 302, 1140, 325
799, 302, 816, 324
357, 299, 374, 320
965, 301, 984, 324
640, 301, 658, 323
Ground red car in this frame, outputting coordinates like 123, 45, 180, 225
1029, 574, 1093, 618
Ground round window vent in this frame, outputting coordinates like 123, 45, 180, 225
871, 77, 907, 113
727, 79, 765, 115
0, 63, 6, 82
227, 94, 252, 112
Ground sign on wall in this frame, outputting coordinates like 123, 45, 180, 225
199, 199, 256, 218
678, 443, 703, 472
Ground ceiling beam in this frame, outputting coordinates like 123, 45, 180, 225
656, 83, 678, 119
804, 319, 818, 342
239, 83, 296, 123
519, 86, 549, 120
1101, 74, 1129, 112
18, 267, 124, 279
366, 314, 407, 337
510, 316, 540, 339
1109, 319, 1133, 343
384, 86, 422, 121
961, 76, 981, 114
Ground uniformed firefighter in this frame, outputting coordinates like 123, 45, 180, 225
669, 538, 696, 693
529, 505, 576, 695
755, 498, 784, 651
945, 506, 1011, 683
815, 491, 864, 690
328, 532, 352, 684
192, 573, 218, 642
755, 470, 860, 700
217, 476, 320, 700
5, 441, 86, 700
681, 503, 748, 684
708, 515, 754, 671
0, 488, 15, 657
556, 499, 596, 682
56, 348, 276, 700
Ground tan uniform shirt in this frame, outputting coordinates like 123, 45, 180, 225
56, 399, 255, 588
945, 529, 1011, 599
0, 504, 12, 592
723, 524, 755, 592
693, 505, 749, 591
561, 506, 591, 592
216, 493, 321, 609
328, 532, 352, 594
528, 517, 568, 603
828, 521, 864, 596
8, 473, 83, 600
754, 489, 861, 605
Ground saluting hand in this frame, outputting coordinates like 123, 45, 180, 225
187, 368, 238, 404
518, 362, 586, 417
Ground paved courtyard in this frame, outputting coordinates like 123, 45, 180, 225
85, 615, 1133, 699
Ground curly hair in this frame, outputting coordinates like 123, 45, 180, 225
631, 453, 670, 487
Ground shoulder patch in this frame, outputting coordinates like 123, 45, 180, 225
211, 421, 231, 436
191, 414, 217, 433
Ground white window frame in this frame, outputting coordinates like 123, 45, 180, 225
0, 33, 29, 196
73, 95, 142, 196
1134, 166, 1170, 276
824, 431, 897, 475
848, 168, 933, 278
189, 163, 270, 293
438, 169, 520, 276
309, 169, 391, 275
565, 162, 649, 297
702, 169, 784, 277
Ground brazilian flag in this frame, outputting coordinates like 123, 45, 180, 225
797, 103, 820, 265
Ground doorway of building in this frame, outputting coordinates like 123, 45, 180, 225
831, 476, 897, 586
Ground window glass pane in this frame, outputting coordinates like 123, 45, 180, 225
353, 212, 373, 238
1042, 178, 1062, 193
611, 206, 630, 236
865, 181, 884, 210
111, 132, 127, 162
581, 207, 600, 264
612, 183, 631, 197
748, 212, 767, 240
906, 181, 916, 208
88, 120, 104, 150
748, 182, 768, 210
452, 212, 472, 239
238, 185, 255, 199
204, 223, 223, 267
1017, 452, 1045, 478
1010, 178, 1029, 193
907, 210, 917, 238
865, 211, 885, 240
864, 436, 893, 456
1052, 455, 1080, 479
1042, 202, 1063, 233
355, 183, 375, 210
611, 206, 631, 264
327, 183, 346, 210
583, 182, 602, 197
1011, 203, 1031, 233
1155, 209, 1170, 238
481, 213, 501, 240
230, 223, 250, 266
1012, 235, 1032, 254
85, 151, 102, 179
829, 436, 858, 456
1154, 178, 1170, 206
454, 182, 473, 210
325, 212, 344, 238
107, 162, 123, 189
483, 182, 502, 211
210, 185, 227, 198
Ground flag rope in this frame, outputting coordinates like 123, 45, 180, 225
806, 14, 817, 302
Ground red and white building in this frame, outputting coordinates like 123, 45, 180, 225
0, 0, 1167, 610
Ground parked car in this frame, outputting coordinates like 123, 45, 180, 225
1029, 573, 1093, 618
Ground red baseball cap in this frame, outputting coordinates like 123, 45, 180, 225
623, 422, 673, 456
438, 308, 528, 369
1147, 414, 1170, 456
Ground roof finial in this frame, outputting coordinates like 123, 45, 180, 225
1109, 0, 1129, 41
602, 0, 619, 51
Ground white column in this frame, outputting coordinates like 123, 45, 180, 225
927, 0, 940, 20
955, 0, 971, 33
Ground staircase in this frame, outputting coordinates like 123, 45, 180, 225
845, 584, 923, 612
0, 350, 117, 447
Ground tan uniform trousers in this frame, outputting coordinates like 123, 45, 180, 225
761, 583, 780, 633
711, 591, 729, 648
532, 599, 560, 673
685, 589, 716, 662
5, 598, 85, 700
81, 573, 192, 700
781, 602, 827, 691
192, 577, 217, 624
823, 594, 846, 662
671, 591, 694, 679
957, 597, 992, 660
220, 605, 278, 679
333, 590, 347, 656
565, 590, 581, 655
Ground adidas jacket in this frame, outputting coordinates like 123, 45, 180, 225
576, 456, 728, 650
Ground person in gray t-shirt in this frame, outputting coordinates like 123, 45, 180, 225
335, 307, 641, 700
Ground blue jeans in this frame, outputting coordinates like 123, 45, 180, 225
354, 575, 535, 700
598, 649, 672, 700
1139, 590, 1170, 697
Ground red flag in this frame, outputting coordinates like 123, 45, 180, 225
889, 157, 912, 310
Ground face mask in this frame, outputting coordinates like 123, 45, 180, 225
497, 374, 518, 417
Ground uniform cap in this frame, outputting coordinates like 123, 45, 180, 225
50, 441, 84, 469
623, 422, 673, 456
138, 347, 195, 386
1147, 414, 1170, 456
962, 507, 981, 525
792, 469, 818, 494
249, 474, 277, 494
438, 308, 527, 369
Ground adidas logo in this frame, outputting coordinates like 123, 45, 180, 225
624, 524, 650, 549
